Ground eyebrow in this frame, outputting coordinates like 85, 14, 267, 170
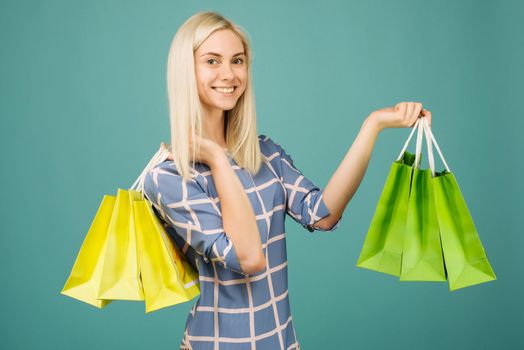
200, 52, 246, 57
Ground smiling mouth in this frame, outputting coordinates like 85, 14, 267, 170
212, 86, 237, 94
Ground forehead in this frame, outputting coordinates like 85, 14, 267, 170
196, 29, 245, 56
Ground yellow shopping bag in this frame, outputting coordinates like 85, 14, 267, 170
133, 195, 200, 313
61, 142, 201, 312
97, 188, 144, 301
60, 195, 115, 308
61, 189, 145, 306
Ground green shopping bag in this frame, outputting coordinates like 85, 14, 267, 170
400, 118, 446, 281
422, 120, 496, 290
356, 119, 422, 277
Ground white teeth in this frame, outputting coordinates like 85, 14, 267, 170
213, 87, 235, 93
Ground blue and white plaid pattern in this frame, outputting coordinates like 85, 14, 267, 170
143, 134, 341, 350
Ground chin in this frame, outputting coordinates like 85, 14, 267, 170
213, 101, 238, 110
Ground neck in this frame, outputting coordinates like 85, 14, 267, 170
202, 107, 227, 148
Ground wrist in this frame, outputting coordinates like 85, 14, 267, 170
208, 149, 229, 169
365, 113, 383, 135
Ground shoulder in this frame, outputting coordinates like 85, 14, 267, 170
143, 161, 207, 202
258, 133, 283, 156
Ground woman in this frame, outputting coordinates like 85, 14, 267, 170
143, 10, 432, 350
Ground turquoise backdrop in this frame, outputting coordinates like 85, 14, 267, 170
1, 0, 522, 349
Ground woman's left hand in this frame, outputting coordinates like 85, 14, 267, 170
369, 101, 432, 132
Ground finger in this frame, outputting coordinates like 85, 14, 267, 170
414, 102, 423, 117
422, 109, 432, 127
405, 102, 415, 125
396, 101, 407, 112
397, 102, 407, 119
413, 103, 423, 123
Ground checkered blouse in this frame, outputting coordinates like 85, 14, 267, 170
143, 134, 342, 350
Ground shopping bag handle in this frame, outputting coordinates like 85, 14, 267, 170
396, 118, 425, 164
421, 117, 436, 176
129, 142, 172, 197
414, 116, 425, 169
420, 117, 451, 176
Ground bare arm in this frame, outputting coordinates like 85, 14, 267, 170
208, 151, 265, 274
313, 102, 429, 230
313, 114, 381, 230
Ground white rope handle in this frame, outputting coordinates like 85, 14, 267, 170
420, 117, 435, 176
421, 118, 451, 175
414, 116, 425, 169
129, 142, 171, 197
396, 117, 426, 168
396, 118, 421, 161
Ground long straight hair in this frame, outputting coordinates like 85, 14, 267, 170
166, 11, 262, 181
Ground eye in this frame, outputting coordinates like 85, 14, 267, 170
234, 58, 244, 64
207, 58, 218, 65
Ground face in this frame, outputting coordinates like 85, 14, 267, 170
194, 29, 248, 117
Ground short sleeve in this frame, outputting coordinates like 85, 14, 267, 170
142, 162, 248, 275
263, 135, 342, 232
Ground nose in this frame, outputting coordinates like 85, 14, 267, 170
219, 62, 236, 81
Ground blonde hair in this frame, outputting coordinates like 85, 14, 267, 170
166, 11, 262, 181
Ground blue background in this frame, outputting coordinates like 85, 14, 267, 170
1, 0, 522, 349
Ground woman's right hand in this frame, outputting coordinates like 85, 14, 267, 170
164, 135, 224, 165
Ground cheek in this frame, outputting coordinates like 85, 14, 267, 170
238, 67, 248, 80
195, 67, 212, 87
239, 71, 248, 88
239, 79, 248, 93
